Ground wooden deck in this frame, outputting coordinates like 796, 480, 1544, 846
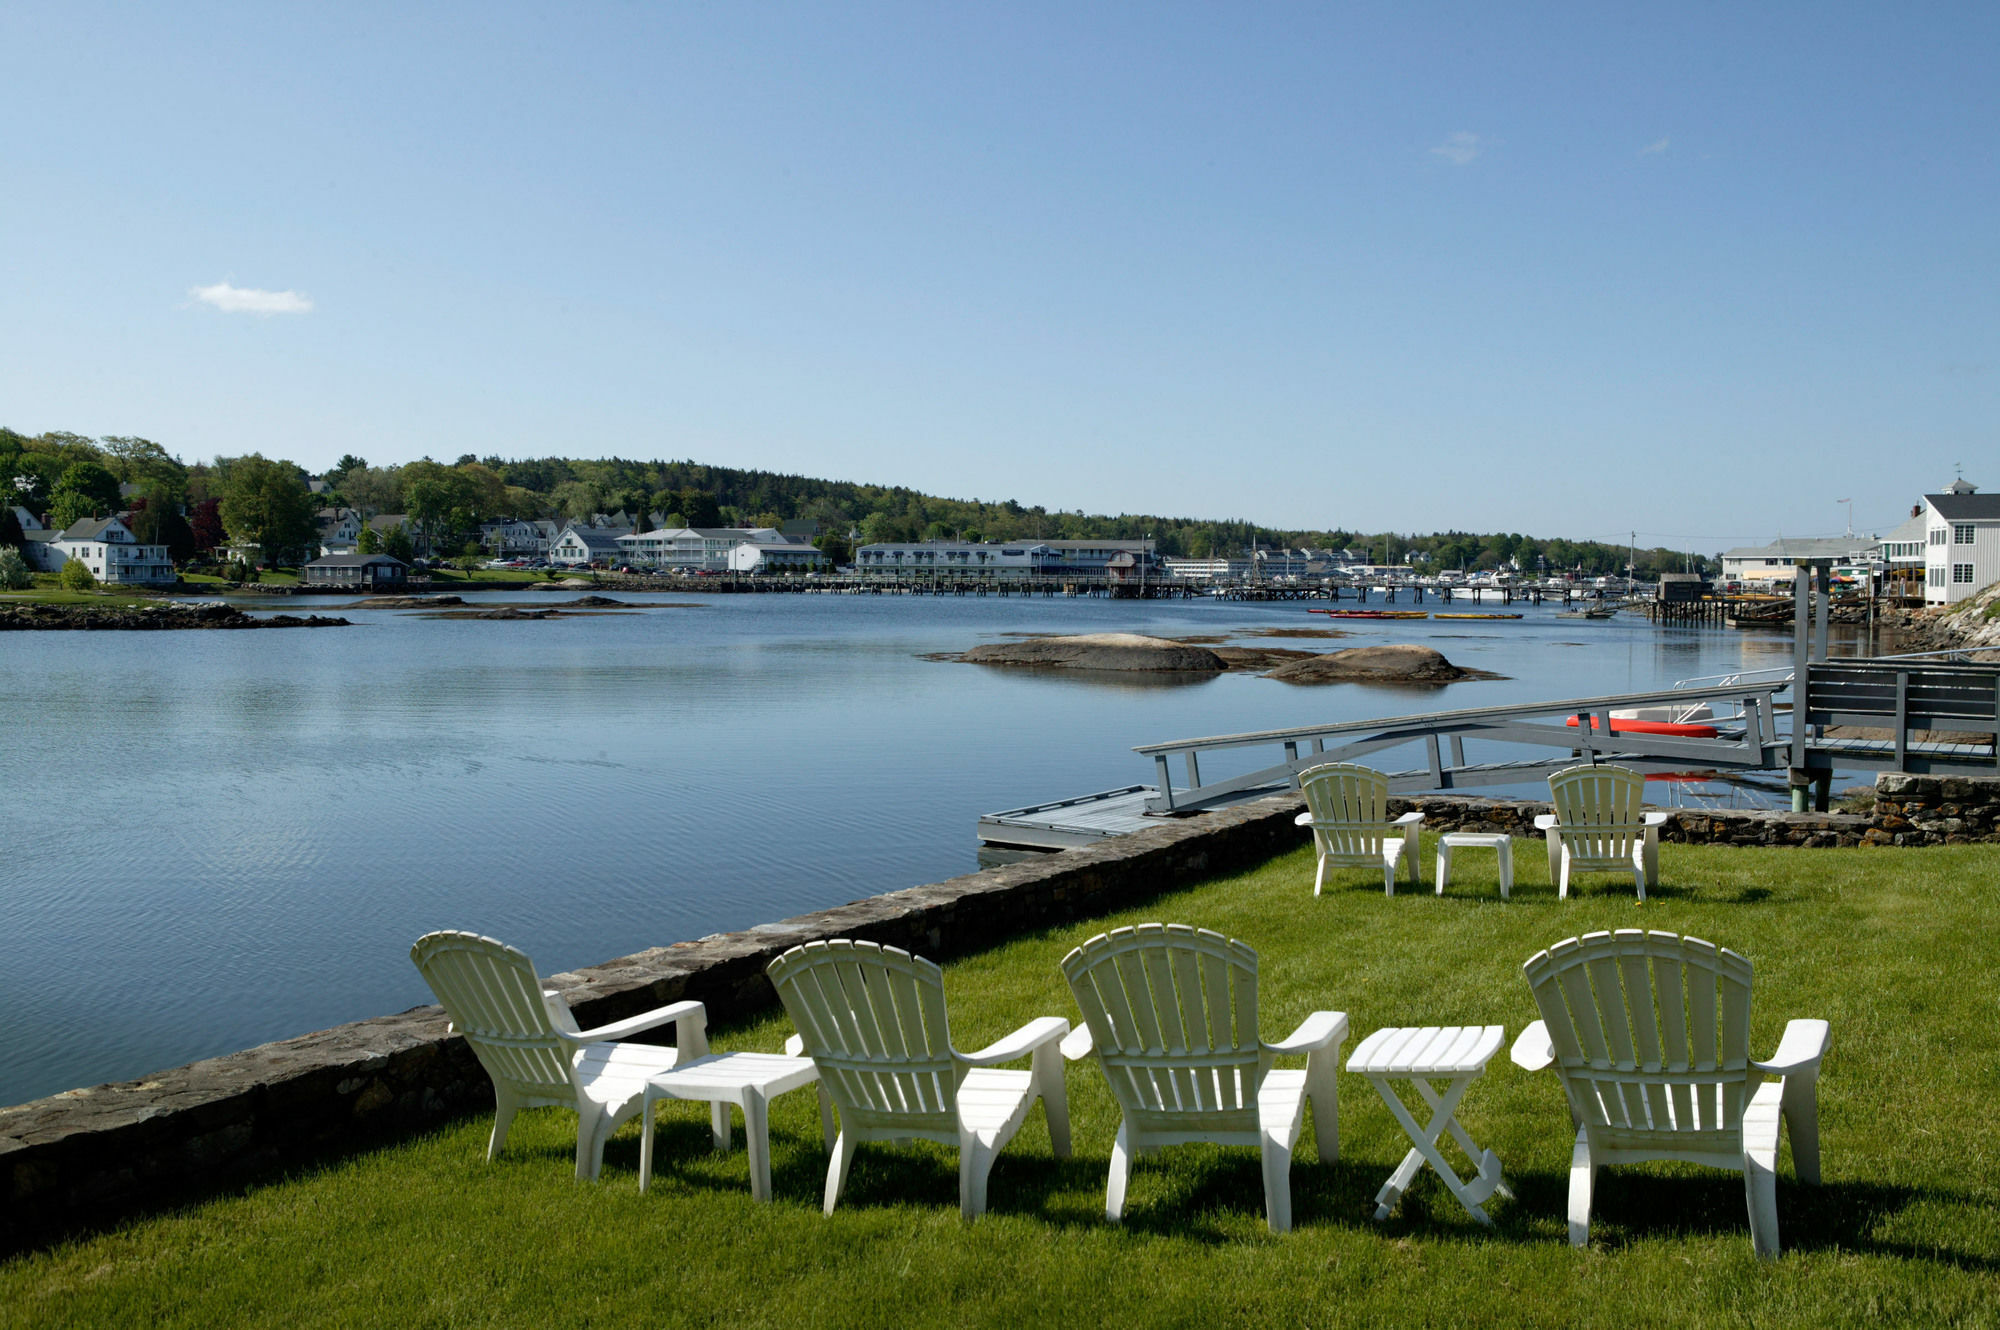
976, 786, 1180, 849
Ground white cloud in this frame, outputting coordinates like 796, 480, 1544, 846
1639, 137, 1670, 156
189, 281, 314, 315
1430, 132, 1484, 166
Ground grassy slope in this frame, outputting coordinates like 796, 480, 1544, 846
6, 837, 1997, 1328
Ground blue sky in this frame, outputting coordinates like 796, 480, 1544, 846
3, 3, 1994, 549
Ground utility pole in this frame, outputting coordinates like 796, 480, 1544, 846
1837, 498, 1853, 539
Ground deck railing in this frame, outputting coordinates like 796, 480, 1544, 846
1133, 681, 1791, 813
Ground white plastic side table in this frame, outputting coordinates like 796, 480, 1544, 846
638, 1051, 830, 1202
1435, 832, 1514, 899
1348, 1025, 1511, 1225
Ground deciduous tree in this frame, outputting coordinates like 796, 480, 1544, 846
218, 454, 318, 566
48, 461, 123, 529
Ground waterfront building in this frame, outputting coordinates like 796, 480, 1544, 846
549, 522, 632, 565
855, 540, 1054, 577
1920, 478, 2000, 605
726, 539, 828, 573
1877, 510, 1928, 596
1033, 538, 1161, 578
618, 525, 824, 572
1161, 555, 1252, 581
301, 553, 410, 591
23, 515, 176, 584
1719, 538, 1872, 587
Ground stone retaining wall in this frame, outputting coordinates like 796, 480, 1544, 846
0, 794, 1309, 1254
1869, 772, 2000, 845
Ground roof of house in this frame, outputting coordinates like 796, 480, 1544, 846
306, 554, 409, 568
557, 526, 629, 550
369, 513, 410, 532
1927, 492, 2000, 521
1881, 512, 1929, 543
58, 516, 127, 541
1721, 538, 1870, 561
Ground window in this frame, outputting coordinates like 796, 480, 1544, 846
1929, 567, 1946, 586
1931, 527, 1948, 545
1954, 523, 1976, 544
1954, 564, 1975, 584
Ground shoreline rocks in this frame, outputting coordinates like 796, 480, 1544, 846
0, 602, 349, 631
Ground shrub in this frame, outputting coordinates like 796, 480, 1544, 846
0, 546, 30, 590
59, 558, 97, 590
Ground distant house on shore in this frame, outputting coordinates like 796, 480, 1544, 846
549, 522, 631, 565
479, 517, 556, 557
23, 515, 176, 585
316, 507, 365, 557
1917, 478, 2000, 606
302, 553, 410, 591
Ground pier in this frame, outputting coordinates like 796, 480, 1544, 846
979, 568, 1998, 847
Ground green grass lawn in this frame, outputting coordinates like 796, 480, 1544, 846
6, 837, 1998, 1328
0, 587, 161, 607
425, 567, 567, 585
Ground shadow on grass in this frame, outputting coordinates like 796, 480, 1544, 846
616, 1121, 1997, 1270
1487, 1165, 1998, 1270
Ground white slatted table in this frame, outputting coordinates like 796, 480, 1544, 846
1348, 1025, 1511, 1225
638, 1052, 827, 1202
1435, 832, 1514, 899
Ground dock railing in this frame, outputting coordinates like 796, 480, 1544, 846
1134, 681, 1791, 814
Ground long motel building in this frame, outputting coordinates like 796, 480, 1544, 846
853, 538, 1161, 579
616, 526, 829, 573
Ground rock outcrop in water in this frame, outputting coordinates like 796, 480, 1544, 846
1264, 644, 1497, 684
959, 633, 1229, 672
0, 603, 349, 631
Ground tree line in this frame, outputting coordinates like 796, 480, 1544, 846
1, 428, 1711, 577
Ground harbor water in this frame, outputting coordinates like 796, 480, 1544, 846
0, 591, 1848, 1107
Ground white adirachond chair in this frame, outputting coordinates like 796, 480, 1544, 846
1511, 929, 1829, 1258
765, 939, 1071, 1221
410, 930, 712, 1180
1060, 924, 1349, 1233
1295, 762, 1424, 895
1534, 764, 1669, 900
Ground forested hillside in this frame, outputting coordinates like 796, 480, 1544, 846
1, 427, 1705, 576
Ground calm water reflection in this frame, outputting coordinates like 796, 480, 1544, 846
0, 593, 1849, 1105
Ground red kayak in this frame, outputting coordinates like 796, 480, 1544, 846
1564, 716, 1720, 738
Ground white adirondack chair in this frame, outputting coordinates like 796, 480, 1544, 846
410, 930, 712, 1180
1510, 929, 1830, 1258
765, 939, 1072, 1221
1294, 762, 1424, 895
1059, 924, 1349, 1233
1533, 764, 1669, 900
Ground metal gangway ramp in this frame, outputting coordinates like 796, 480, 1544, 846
977, 658, 1999, 849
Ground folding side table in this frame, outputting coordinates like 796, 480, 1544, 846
1348, 1025, 1511, 1225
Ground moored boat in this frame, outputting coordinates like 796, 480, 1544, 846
1310, 609, 1430, 620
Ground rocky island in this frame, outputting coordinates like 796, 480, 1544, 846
946, 633, 1499, 683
